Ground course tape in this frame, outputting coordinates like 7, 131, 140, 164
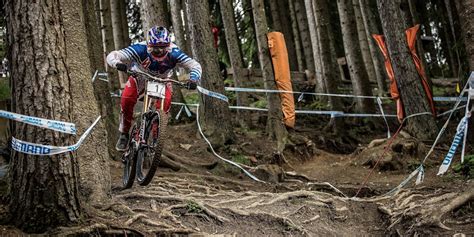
0, 110, 76, 134
195, 104, 264, 182
11, 116, 101, 156
225, 86, 468, 102
197, 86, 229, 103
437, 116, 469, 175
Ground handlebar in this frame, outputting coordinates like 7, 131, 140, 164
127, 68, 186, 87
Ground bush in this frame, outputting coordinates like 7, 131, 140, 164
453, 154, 474, 179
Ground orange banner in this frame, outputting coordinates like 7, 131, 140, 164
373, 34, 405, 123
406, 24, 436, 116
268, 32, 295, 128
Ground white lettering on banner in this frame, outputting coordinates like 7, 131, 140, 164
11, 116, 101, 156
0, 110, 77, 134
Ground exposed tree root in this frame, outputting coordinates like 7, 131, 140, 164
379, 183, 474, 235
163, 150, 218, 169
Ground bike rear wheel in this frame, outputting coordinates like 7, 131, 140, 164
122, 125, 138, 189
136, 111, 168, 186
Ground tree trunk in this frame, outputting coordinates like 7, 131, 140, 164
110, 0, 127, 86
170, 0, 189, 54
220, 0, 252, 128
141, 0, 170, 29
294, 0, 315, 73
182, 0, 193, 58
61, 0, 111, 204
186, 0, 235, 146
289, 0, 304, 71
304, 0, 325, 93
269, 0, 298, 71
455, 0, 474, 71
444, 0, 462, 77
352, 0, 377, 84
251, 0, 288, 152
407, 0, 430, 80
314, 0, 344, 131
377, 0, 438, 140
337, 0, 375, 113
100, 0, 121, 92
438, 6, 457, 78
6, 0, 81, 232
83, 0, 120, 161
119, 0, 130, 45
359, 0, 387, 96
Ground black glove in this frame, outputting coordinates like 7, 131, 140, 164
116, 63, 128, 72
186, 81, 197, 90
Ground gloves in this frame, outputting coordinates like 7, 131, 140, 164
116, 63, 128, 72
186, 81, 197, 90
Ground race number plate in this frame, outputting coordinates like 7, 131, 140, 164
147, 81, 166, 98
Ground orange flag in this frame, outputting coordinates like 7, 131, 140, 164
373, 34, 405, 123
406, 24, 436, 116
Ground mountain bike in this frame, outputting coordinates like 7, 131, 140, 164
122, 66, 185, 189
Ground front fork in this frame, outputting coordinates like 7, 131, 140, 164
139, 83, 165, 144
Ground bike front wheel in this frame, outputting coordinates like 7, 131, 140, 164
122, 125, 138, 189
136, 111, 168, 186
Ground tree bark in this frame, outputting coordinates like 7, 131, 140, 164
359, 0, 387, 96
289, 0, 304, 71
83, 0, 120, 160
407, 0, 430, 80
269, 0, 298, 71
443, 0, 461, 77
455, 0, 474, 71
186, 0, 235, 146
170, 0, 189, 55
252, 0, 288, 152
304, 0, 325, 93
141, 0, 170, 29
6, 0, 81, 232
220, 0, 252, 128
294, 0, 315, 73
110, 0, 127, 85
377, 0, 438, 140
337, 0, 375, 113
100, 0, 121, 92
314, 0, 344, 131
119, 0, 130, 45
352, 0, 377, 84
61, 0, 111, 205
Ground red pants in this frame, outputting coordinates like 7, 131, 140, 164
119, 76, 173, 133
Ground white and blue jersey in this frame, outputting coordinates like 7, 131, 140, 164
107, 42, 202, 82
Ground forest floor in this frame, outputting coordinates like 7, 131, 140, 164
68, 112, 474, 236
0, 107, 473, 236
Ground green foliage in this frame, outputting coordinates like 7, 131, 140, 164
184, 92, 200, 105
308, 100, 327, 110
432, 86, 449, 96
186, 200, 203, 213
453, 155, 474, 179
232, 153, 250, 166
250, 99, 267, 109
0, 79, 10, 101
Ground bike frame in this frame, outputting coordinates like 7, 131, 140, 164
130, 70, 183, 147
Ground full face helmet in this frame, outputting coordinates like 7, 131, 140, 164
147, 26, 171, 57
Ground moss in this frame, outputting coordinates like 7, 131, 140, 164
0, 79, 10, 101
186, 200, 203, 213
250, 99, 267, 109
453, 154, 474, 179
232, 154, 250, 166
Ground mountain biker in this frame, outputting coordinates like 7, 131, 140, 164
107, 26, 202, 151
